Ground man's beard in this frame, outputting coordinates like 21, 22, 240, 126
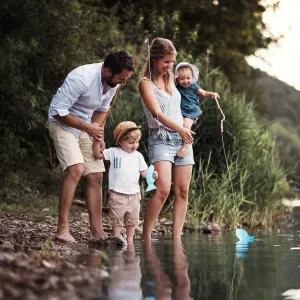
103, 75, 118, 87
107, 81, 118, 87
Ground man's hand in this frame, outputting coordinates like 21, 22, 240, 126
86, 123, 104, 139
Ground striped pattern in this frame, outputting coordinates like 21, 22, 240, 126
113, 157, 122, 169
140, 77, 183, 140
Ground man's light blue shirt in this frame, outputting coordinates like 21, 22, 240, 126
48, 62, 119, 137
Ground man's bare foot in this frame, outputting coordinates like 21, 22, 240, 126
90, 229, 108, 241
177, 144, 189, 158
55, 232, 76, 243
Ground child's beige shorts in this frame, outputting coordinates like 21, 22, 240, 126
48, 121, 105, 176
108, 190, 141, 227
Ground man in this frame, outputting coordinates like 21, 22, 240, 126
48, 51, 135, 243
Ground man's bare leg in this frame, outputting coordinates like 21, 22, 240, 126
56, 163, 84, 243
85, 172, 108, 240
177, 117, 194, 158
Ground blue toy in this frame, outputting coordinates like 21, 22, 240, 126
146, 165, 156, 192
236, 228, 255, 243
235, 241, 249, 258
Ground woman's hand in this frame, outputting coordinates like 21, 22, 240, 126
179, 127, 195, 144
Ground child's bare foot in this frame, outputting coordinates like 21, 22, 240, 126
55, 231, 76, 243
109, 236, 127, 247
177, 143, 189, 158
127, 239, 134, 246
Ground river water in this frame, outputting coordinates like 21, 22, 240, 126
88, 228, 300, 300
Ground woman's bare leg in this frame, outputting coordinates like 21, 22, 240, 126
142, 161, 172, 240
177, 118, 194, 158
172, 165, 192, 239
173, 240, 191, 298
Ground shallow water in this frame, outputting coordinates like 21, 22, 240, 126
89, 228, 300, 300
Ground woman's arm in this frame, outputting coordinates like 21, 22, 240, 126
139, 80, 194, 144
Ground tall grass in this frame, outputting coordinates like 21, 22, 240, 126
186, 74, 289, 228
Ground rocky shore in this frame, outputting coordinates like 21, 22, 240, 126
0, 207, 224, 300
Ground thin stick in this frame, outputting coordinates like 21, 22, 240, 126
100, 85, 122, 127
213, 96, 234, 196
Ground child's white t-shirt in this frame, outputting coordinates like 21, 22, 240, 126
103, 147, 148, 194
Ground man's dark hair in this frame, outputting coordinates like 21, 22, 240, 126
104, 51, 135, 75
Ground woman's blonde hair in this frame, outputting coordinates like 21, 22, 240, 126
141, 37, 177, 94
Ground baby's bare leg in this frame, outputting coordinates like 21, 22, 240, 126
177, 118, 194, 158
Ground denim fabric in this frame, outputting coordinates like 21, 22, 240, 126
148, 130, 194, 166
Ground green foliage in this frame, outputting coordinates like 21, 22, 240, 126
0, 0, 127, 178
101, 0, 280, 77
0, 0, 289, 226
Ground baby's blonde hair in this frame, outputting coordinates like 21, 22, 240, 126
119, 128, 142, 143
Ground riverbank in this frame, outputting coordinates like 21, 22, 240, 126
0, 203, 222, 300
0, 201, 299, 300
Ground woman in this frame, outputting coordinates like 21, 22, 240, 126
139, 37, 194, 240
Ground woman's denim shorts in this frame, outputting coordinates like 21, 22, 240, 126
148, 130, 195, 166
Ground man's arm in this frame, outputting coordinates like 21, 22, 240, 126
92, 111, 108, 127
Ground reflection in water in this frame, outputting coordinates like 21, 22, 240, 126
143, 240, 192, 300
108, 245, 142, 300
235, 241, 250, 258
85, 231, 300, 299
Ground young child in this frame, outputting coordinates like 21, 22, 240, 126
175, 62, 220, 157
102, 121, 158, 245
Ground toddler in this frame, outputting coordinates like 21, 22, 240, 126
102, 121, 158, 245
175, 62, 220, 157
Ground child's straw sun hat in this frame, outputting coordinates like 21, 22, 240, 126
113, 121, 141, 144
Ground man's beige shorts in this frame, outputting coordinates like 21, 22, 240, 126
48, 121, 105, 176
108, 190, 141, 227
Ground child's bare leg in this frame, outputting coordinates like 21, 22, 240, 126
126, 226, 135, 245
112, 226, 122, 237
177, 118, 194, 158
